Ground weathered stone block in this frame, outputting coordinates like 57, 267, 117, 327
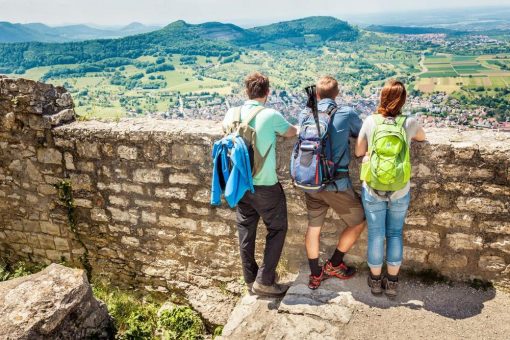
109, 195, 129, 207
40, 221, 60, 236
26, 160, 44, 182
186, 205, 210, 216
405, 215, 428, 227
446, 233, 483, 251
97, 182, 121, 193
159, 216, 197, 231
141, 211, 157, 223
202, 221, 230, 236
403, 247, 428, 263
134, 199, 163, 208
133, 169, 163, 183
479, 255, 507, 272
171, 144, 205, 162
193, 189, 210, 203
479, 221, 510, 235
121, 236, 140, 247
54, 237, 70, 251
76, 141, 99, 159
428, 253, 468, 268
155, 187, 186, 199
117, 145, 138, 160
69, 173, 92, 191
215, 208, 236, 220
169, 173, 199, 185
456, 197, 507, 214
107, 207, 138, 224
37, 234, 55, 249
122, 183, 144, 195
432, 212, 473, 229
74, 198, 92, 208
76, 161, 95, 172
37, 148, 62, 164
404, 230, 440, 248
91, 208, 109, 222
489, 238, 510, 254
38, 184, 56, 195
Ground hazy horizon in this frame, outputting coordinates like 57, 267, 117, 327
0, 0, 509, 27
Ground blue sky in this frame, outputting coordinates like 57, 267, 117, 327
0, 0, 508, 26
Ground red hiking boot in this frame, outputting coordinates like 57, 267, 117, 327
323, 260, 356, 280
308, 269, 328, 290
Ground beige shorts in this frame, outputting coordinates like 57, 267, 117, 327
305, 188, 365, 227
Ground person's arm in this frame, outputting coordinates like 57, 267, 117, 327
281, 125, 298, 138
355, 137, 368, 157
355, 118, 369, 157
349, 108, 363, 138
273, 111, 297, 138
413, 126, 426, 142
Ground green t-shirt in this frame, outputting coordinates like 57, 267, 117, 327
222, 100, 291, 186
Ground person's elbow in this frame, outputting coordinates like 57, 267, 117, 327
354, 149, 365, 158
413, 128, 426, 142
282, 125, 298, 138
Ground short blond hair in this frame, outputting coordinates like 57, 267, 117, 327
317, 76, 339, 100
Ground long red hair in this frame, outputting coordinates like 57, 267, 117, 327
377, 79, 407, 117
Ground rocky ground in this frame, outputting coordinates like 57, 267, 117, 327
0, 264, 113, 339
219, 268, 510, 340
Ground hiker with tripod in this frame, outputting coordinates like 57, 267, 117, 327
290, 76, 366, 290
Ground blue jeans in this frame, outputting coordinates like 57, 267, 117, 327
361, 188, 410, 269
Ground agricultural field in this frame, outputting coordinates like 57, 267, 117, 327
10, 54, 235, 119
417, 53, 510, 93
8, 39, 422, 119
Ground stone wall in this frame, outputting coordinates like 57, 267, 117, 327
1, 78, 509, 291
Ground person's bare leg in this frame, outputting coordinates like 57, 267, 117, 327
336, 220, 366, 253
387, 265, 400, 276
305, 225, 322, 259
370, 267, 382, 276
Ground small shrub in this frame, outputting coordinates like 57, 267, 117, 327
159, 306, 204, 340
213, 326, 223, 338
122, 306, 159, 340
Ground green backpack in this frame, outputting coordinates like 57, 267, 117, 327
360, 115, 411, 191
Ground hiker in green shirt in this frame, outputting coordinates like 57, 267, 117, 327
222, 72, 298, 297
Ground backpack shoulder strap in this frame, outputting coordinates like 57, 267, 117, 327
232, 106, 242, 124
240, 106, 265, 128
396, 115, 407, 128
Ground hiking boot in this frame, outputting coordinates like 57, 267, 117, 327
367, 275, 383, 295
323, 260, 356, 280
382, 276, 399, 298
252, 281, 289, 298
247, 282, 255, 295
308, 269, 328, 290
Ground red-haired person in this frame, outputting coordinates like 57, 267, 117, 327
355, 79, 426, 298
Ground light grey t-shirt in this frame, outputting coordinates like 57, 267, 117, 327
358, 115, 421, 201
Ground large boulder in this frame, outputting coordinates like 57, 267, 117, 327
0, 263, 113, 339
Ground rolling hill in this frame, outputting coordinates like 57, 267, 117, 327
245, 16, 358, 45
0, 22, 161, 43
0, 16, 359, 72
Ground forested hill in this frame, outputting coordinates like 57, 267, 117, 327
244, 16, 359, 45
0, 16, 358, 72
